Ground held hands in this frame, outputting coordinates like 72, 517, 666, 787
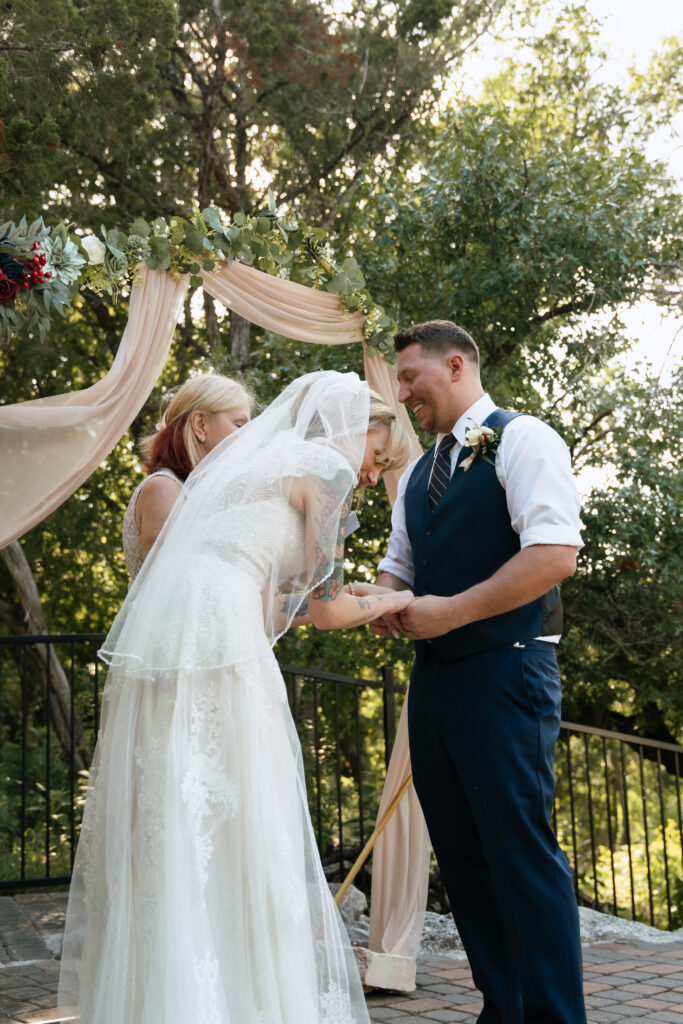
368, 590, 413, 639
369, 544, 577, 640
370, 594, 467, 640
396, 594, 464, 639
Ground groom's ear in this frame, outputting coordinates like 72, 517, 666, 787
446, 352, 465, 381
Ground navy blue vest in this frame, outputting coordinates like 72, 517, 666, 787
405, 409, 562, 662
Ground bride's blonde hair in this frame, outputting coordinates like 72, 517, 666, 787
293, 382, 412, 474
141, 374, 254, 479
368, 391, 412, 472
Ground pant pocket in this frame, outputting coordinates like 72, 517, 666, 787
521, 643, 561, 719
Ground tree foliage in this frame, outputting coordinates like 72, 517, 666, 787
343, 6, 682, 399
0, 0, 177, 215
1, 0, 507, 222
1, 0, 681, 752
3, 0, 511, 357
561, 366, 683, 740
331, 3, 683, 737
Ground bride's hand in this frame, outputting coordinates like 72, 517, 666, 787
385, 589, 414, 614
344, 581, 398, 598
368, 591, 413, 638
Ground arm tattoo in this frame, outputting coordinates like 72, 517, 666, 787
279, 593, 307, 617
309, 478, 353, 602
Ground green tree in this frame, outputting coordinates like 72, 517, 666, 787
561, 365, 683, 743
342, 8, 682, 400
2, 0, 512, 360
0, 0, 177, 215
333, 3, 683, 737
2, 0, 681, 749
1, 0, 516, 653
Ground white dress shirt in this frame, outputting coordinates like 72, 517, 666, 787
377, 394, 583, 641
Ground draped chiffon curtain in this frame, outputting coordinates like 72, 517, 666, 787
202, 261, 422, 505
0, 270, 189, 548
0, 259, 430, 960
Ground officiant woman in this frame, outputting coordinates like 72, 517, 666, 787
123, 373, 254, 581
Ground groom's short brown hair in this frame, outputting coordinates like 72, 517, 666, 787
393, 320, 479, 366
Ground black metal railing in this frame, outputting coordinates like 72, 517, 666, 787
1, 634, 682, 930
0, 633, 107, 891
279, 662, 397, 888
0, 634, 399, 894
555, 721, 683, 930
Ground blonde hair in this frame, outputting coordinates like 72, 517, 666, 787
368, 390, 412, 472
141, 374, 254, 478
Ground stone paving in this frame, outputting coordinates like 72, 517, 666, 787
366, 946, 683, 1023
2, 893, 683, 1023
0, 894, 66, 1024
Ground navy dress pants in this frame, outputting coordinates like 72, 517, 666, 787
408, 640, 586, 1024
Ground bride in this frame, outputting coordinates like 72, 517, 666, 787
58, 371, 414, 1024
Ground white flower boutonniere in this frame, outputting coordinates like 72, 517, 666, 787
460, 423, 503, 472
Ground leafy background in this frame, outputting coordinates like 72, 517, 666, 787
1, 0, 682, 917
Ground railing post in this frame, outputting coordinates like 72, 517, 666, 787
382, 664, 396, 769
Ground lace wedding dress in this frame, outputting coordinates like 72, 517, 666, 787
58, 372, 372, 1024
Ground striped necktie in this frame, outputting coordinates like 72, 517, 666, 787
428, 433, 456, 510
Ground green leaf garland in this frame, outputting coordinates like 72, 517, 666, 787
0, 204, 397, 361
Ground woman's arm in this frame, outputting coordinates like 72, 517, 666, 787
270, 583, 394, 631
309, 585, 413, 631
135, 476, 182, 559
297, 476, 413, 631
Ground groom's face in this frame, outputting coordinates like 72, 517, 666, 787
397, 343, 459, 434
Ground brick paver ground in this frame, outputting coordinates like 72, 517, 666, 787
365, 945, 683, 1023
2, 894, 683, 1023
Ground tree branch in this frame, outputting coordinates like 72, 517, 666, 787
1, 542, 91, 770
548, 312, 620, 413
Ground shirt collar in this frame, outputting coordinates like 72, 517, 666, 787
435, 393, 496, 451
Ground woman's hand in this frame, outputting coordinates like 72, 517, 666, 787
344, 581, 398, 598
386, 589, 414, 614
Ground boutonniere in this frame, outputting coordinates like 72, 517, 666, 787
460, 423, 503, 472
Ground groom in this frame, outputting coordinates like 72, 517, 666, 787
373, 320, 586, 1023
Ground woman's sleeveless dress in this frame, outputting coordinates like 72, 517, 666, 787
122, 468, 181, 583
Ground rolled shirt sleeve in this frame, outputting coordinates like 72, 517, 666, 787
496, 417, 583, 550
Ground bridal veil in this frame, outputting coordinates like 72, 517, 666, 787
58, 371, 372, 1023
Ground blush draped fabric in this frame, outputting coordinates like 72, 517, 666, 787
201, 260, 421, 505
0, 258, 428, 962
0, 270, 189, 548
368, 697, 431, 956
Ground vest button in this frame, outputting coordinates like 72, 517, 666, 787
421, 558, 428, 566
425, 528, 433, 536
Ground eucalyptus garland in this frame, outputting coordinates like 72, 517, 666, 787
0, 200, 397, 361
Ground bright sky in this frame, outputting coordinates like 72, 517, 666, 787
459, 0, 683, 386
587, 0, 682, 385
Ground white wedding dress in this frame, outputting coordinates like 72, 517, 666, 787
58, 373, 372, 1024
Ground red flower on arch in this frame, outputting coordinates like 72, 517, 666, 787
0, 270, 19, 304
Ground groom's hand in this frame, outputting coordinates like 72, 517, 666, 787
398, 595, 465, 639
370, 570, 413, 637
369, 611, 404, 638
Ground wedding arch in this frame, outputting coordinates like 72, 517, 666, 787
0, 205, 430, 968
